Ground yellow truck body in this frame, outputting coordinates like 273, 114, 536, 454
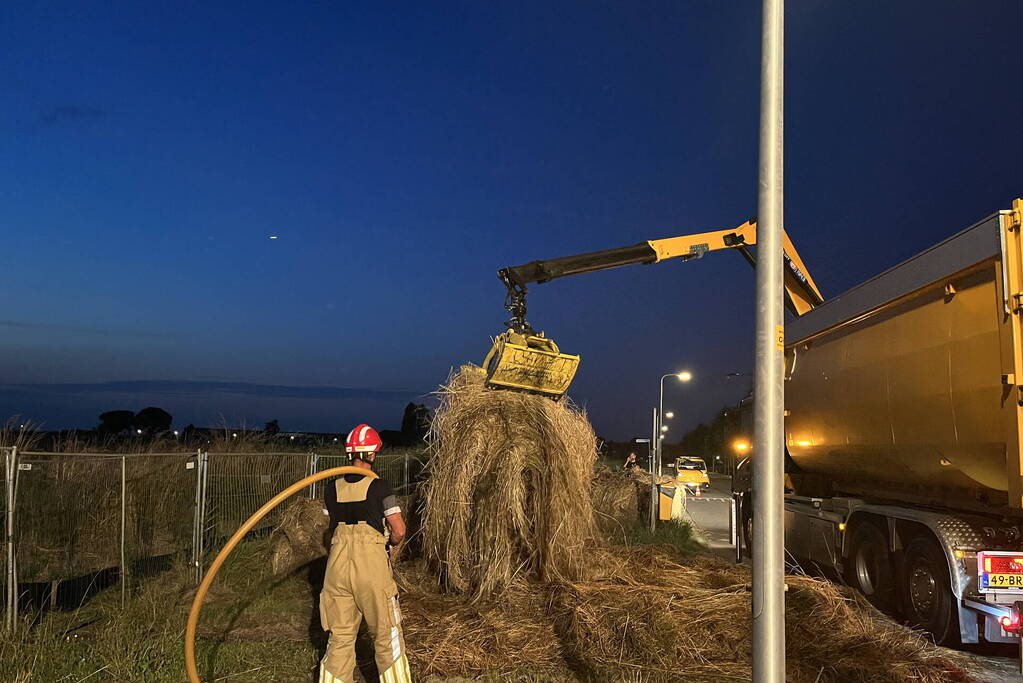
784, 200, 1023, 512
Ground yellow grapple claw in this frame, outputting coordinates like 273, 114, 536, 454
483, 330, 580, 399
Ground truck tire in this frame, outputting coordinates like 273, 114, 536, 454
846, 522, 894, 611
740, 496, 754, 553
899, 535, 958, 645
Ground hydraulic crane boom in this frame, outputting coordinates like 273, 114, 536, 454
499, 219, 823, 333
484, 218, 824, 399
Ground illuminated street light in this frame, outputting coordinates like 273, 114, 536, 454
658, 371, 693, 477
173, 430, 179, 437
136, 429, 142, 435
232, 433, 238, 438
733, 439, 750, 453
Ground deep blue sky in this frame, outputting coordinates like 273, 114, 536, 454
2, 1, 1021, 439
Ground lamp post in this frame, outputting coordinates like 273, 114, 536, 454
754, 0, 786, 675
657, 372, 692, 477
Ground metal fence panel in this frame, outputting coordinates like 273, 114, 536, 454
123, 453, 198, 579
203, 452, 309, 545
310, 451, 421, 500
0, 448, 427, 626
13, 453, 124, 583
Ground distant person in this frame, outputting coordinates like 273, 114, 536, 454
624, 452, 638, 471
320, 424, 411, 683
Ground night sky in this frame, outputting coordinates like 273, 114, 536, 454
2, 2, 1022, 439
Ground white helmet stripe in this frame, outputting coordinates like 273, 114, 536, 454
359, 425, 370, 442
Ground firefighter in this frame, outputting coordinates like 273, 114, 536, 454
319, 424, 411, 683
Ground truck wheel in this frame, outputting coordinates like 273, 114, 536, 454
739, 497, 754, 553
899, 535, 958, 645
845, 522, 894, 611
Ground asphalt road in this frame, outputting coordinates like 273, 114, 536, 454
683, 473, 737, 557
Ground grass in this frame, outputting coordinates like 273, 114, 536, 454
621, 519, 704, 560
0, 541, 323, 682
0, 519, 982, 683
0, 537, 590, 682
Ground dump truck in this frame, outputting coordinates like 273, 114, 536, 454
732, 199, 1023, 648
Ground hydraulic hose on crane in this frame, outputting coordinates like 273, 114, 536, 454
184, 465, 378, 683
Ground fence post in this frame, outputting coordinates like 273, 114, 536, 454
4, 447, 17, 631
308, 452, 318, 498
191, 449, 201, 585
120, 454, 127, 608
403, 452, 410, 493
197, 451, 209, 583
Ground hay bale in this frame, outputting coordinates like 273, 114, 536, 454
269, 498, 330, 575
422, 365, 600, 601
590, 467, 640, 533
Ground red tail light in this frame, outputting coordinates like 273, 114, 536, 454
1000, 607, 1023, 632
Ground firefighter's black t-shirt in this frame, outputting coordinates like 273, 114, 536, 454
324, 473, 401, 537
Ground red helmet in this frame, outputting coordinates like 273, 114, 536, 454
345, 424, 382, 455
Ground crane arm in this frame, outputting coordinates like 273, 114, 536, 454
499, 219, 823, 332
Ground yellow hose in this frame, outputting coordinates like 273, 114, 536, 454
184, 465, 378, 683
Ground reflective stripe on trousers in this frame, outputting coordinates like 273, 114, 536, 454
319, 522, 411, 683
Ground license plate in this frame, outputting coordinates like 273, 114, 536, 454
979, 552, 1023, 592
984, 574, 1023, 589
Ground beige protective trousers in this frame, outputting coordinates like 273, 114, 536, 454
319, 522, 411, 683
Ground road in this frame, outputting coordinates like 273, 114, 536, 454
683, 473, 736, 557
682, 474, 1022, 680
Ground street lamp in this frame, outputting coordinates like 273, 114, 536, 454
657, 371, 692, 477
664, 411, 675, 419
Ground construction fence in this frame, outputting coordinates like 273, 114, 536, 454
1, 447, 425, 630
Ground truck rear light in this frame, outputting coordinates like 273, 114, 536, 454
979, 552, 1023, 591
1000, 605, 1023, 633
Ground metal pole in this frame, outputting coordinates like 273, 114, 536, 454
753, 0, 786, 679
658, 377, 666, 478
403, 451, 410, 494
192, 449, 202, 585
307, 452, 318, 498
197, 451, 209, 583
732, 494, 743, 564
120, 454, 127, 608
650, 408, 658, 532
4, 447, 16, 631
